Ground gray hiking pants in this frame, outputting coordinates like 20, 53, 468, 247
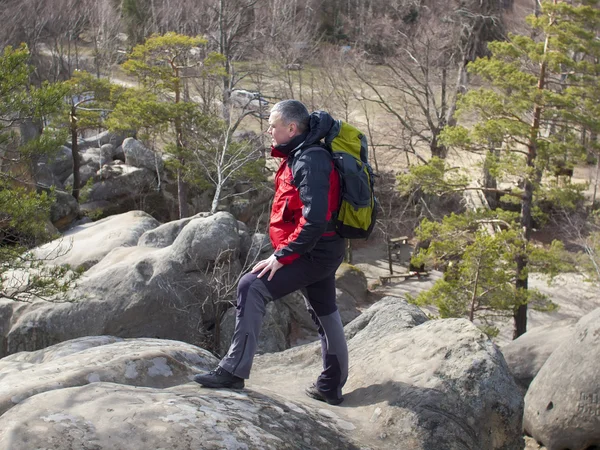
219, 239, 347, 399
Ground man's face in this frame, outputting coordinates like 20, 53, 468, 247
267, 111, 297, 147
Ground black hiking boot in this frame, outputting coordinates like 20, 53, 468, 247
194, 367, 245, 389
305, 384, 343, 405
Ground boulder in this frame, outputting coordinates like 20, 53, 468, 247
336, 262, 369, 305
78, 130, 131, 151
2, 213, 242, 356
32, 210, 160, 271
86, 164, 157, 202
137, 212, 210, 248
0, 336, 218, 415
523, 308, 600, 450
501, 320, 576, 392
48, 145, 73, 183
0, 337, 357, 450
100, 143, 116, 161
122, 137, 163, 172
253, 297, 524, 450
170, 212, 241, 272
32, 161, 64, 189
64, 162, 97, 187
49, 189, 80, 230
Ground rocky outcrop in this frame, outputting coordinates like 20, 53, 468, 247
502, 320, 576, 392
0, 298, 524, 450
0, 336, 217, 415
1, 212, 243, 357
32, 210, 160, 271
523, 308, 600, 450
122, 137, 163, 173
49, 189, 79, 230
253, 297, 524, 450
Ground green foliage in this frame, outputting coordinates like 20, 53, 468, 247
397, 157, 469, 196
123, 33, 211, 93
407, 210, 561, 336
0, 45, 78, 302
402, 1, 600, 337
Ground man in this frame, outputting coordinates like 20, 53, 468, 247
194, 100, 348, 405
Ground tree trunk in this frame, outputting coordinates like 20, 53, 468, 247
430, 134, 448, 159
513, 8, 552, 339
174, 67, 189, 218
70, 107, 81, 202
177, 164, 189, 218
211, 182, 222, 214
483, 145, 499, 209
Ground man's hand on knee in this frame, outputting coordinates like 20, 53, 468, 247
252, 254, 284, 281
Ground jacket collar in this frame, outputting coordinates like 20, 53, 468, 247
270, 131, 308, 158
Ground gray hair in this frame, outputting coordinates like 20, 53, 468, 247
271, 100, 310, 133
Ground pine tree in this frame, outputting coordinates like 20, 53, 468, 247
0, 45, 78, 301
401, 0, 600, 338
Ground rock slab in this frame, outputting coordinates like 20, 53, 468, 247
523, 308, 600, 450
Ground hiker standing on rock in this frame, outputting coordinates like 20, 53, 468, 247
195, 100, 348, 405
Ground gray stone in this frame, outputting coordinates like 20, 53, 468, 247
64, 163, 97, 187
49, 190, 79, 230
2, 213, 247, 356
254, 297, 524, 450
32, 161, 64, 188
0, 337, 356, 450
100, 143, 116, 161
87, 164, 158, 202
122, 137, 163, 172
137, 212, 210, 248
170, 212, 241, 272
336, 263, 369, 305
523, 308, 600, 450
79, 130, 131, 151
32, 210, 160, 271
48, 145, 73, 182
502, 320, 576, 392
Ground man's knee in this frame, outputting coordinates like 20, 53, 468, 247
236, 273, 271, 317
237, 273, 258, 300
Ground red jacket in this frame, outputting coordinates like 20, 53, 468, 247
269, 117, 341, 264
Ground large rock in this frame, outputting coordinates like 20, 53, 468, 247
31, 210, 160, 271
64, 162, 97, 187
2, 213, 242, 356
87, 164, 158, 202
170, 212, 241, 271
336, 262, 369, 305
253, 297, 524, 450
0, 336, 357, 450
122, 137, 164, 172
48, 145, 73, 182
523, 308, 600, 450
78, 130, 131, 151
137, 212, 210, 248
502, 320, 576, 392
49, 189, 79, 230
0, 336, 218, 415
240, 232, 272, 266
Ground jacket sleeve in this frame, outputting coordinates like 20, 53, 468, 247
273, 149, 332, 264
